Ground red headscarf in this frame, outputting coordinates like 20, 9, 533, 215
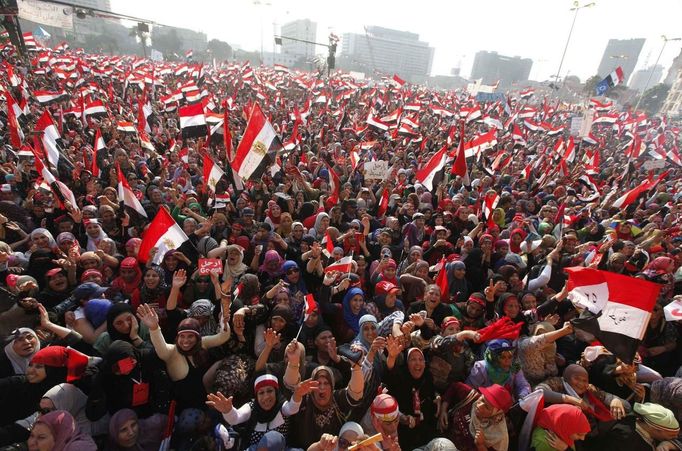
31, 346, 89, 382
536, 405, 590, 447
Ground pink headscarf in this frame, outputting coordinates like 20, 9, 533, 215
35, 410, 96, 451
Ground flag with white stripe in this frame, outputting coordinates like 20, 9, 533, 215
231, 103, 282, 180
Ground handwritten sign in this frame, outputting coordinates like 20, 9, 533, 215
568, 282, 609, 314
643, 159, 666, 171
199, 258, 223, 275
364, 160, 389, 180
598, 302, 649, 340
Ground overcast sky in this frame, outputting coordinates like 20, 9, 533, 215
111, 0, 682, 82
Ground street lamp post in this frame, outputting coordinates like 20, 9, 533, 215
553, 1, 595, 90
634, 35, 681, 112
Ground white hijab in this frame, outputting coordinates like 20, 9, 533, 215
4, 328, 40, 374
469, 400, 509, 451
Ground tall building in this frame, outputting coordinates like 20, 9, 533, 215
629, 65, 664, 92
341, 26, 434, 82
661, 68, 682, 116
665, 48, 682, 85
280, 19, 317, 58
470, 51, 532, 87
596, 38, 645, 85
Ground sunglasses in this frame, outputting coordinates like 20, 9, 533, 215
287, 268, 300, 275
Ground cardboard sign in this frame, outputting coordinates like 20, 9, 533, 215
665, 299, 682, 322
364, 160, 389, 180
643, 159, 666, 171
198, 258, 223, 275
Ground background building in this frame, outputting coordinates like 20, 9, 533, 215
470, 51, 532, 87
596, 38, 645, 85
280, 19, 317, 59
629, 65, 664, 91
340, 26, 434, 82
661, 68, 682, 116
665, 48, 682, 85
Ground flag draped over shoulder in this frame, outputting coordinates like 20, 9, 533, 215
566, 267, 661, 363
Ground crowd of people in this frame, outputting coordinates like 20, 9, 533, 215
1, 36, 682, 451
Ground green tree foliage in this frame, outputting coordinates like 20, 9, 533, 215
207, 39, 232, 61
638, 83, 671, 115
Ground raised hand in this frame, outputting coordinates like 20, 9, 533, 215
294, 378, 320, 399
206, 392, 233, 413
263, 327, 281, 348
386, 335, 403, 358
286, 339, 301, 363
484, 279, 495, 302
37, 303, 50, 328
172, 269, 187, 288
136, 303, 159, 331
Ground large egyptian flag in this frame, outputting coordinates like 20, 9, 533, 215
179, 103, 207, 139
138, 207, 189, 264
232, 103, 282, 180
566, 267, 661, 363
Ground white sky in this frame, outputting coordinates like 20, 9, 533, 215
111, 0, 682, 82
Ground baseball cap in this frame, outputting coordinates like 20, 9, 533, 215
375, 281, 401, 296
72, 282, 108, 301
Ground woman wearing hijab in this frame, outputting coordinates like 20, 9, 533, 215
42, 383, 109, 437
86, 340, 168, 420
287, 364, 365, 449
640, 301, 678, 376
207, 374, 317, 449
79, 219, 109, 252
398, 260, 430, 306
439, 382, 513, 451
27, 248, 61, 292
223, 244, 249, 281
1, 346, 90, 426
307, 421, 364, 451
137, 299, 230, 412
386, 347, 437, 450
538, 364, 630, 433
106, 408, 166, 451
27, 410, 97, 451
307, 212, 330, 240
131, 267, 169, 312
445, 260, 470, 304
27, 228, 57, 256
518, 321, 574, 387
530, 405, 590, 451
463, 248, 490, 294
37, 268, 73, 311
93, 303, 150, 356
466, 339, 531, 401
330, 287, 367, 344
258, 250, 284, 288
111, 257, 143, 304
254, 304, 296, 361
366, 281, 405, 322
0, 328, 40, 378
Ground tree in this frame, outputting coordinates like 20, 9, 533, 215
638, 83, 671, 116
583, 75, 601, 95
207, 39, 233, 62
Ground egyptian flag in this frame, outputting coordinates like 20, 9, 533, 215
117, 122, 136, 134
434, 257, 449, 301
483, 192, 500, 227
324, 255, 353, 273
519, 88, 534, 99
138, 207, 190, 264
567, 267, 661, 363
179, 103, 207, 139
117, 163, 147, 218
326, 163, 341, 206
84, 100, 108, 118
303, 294, 317, 318
610, 171, 668, 209
391, 74, 405, 89
451, 126, 469, 184
415, 144, 448, 191
203, 153, 225, 193
92, 129, 106, 177
33, 151, 76, 209
4, 93, 23, 148
232, 103, 282, 180
35, 110, 61, 168
34, 90, 68, 105
377, 188, 389, 217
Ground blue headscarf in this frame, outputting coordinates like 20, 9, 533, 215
282, 260, 308, 296
352, 314, 377, 351
342, 287, 366, 334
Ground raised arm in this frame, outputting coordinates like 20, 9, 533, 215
137, 303, 174, 361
